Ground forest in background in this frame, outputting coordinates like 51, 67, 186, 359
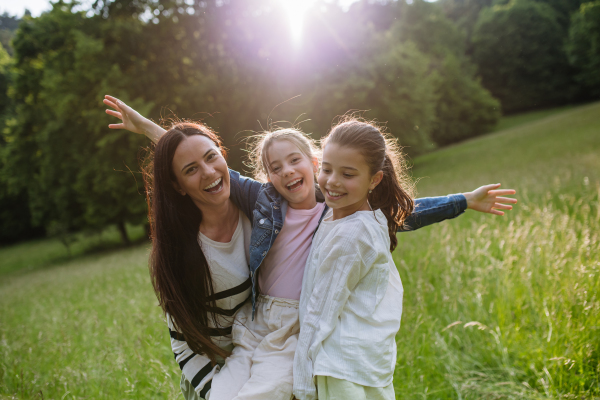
0, 0, 598, 244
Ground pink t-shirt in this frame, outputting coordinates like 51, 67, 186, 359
258, 202, 326, 300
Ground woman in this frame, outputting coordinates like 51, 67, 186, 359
104, 95, 516, 400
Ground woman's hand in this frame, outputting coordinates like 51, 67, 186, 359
463, 183, 517, 216
103, 95, 166, 143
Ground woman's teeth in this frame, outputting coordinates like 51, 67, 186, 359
204, 177, 222, 191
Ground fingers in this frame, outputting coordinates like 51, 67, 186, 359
489, 209, 505, 216
108, 123, 125, 130
104, 95, 121, 104
482, 183, 502, 190
105, 109, 123, 120
103, 98, 119, 111
494, 196, 518, 204
493, 203, 513, 210
488, 189, 516, 196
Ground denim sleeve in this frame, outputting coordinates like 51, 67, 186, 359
400, 194, 468, 232
228, 169, 263, 221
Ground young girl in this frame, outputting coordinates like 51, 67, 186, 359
293, 119, 421, 400
103, 95, 517, 400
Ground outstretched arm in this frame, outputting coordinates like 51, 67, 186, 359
402, 184, 517, 231
103, 95, 166, 143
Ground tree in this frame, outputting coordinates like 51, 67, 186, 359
567, 1, 600, 99
393, 0, 500, 145
471, 0, 574, 112
5, 3, 149, 243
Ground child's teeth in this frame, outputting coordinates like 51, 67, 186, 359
329, 190, 342, 197
287, 178, 301, 188
205, 177, 222, 190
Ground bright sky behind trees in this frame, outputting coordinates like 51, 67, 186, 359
0, 0, 361, 18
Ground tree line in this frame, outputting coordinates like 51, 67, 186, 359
0, 0, 598, 244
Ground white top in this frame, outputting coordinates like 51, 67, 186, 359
168, 210, 252, 397
293, 209, 403, 400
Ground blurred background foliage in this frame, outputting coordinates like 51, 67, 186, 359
0, 0, 597, 245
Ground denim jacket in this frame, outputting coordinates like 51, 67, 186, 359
228, 169, 467, 318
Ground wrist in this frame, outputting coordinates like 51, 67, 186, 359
462, 191, 474, 209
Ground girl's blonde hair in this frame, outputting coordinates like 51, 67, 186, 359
322, 117, 415, 252
246, 128, 321, 182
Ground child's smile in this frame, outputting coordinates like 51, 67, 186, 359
319, 143, 381, 220
266, 139, 318, 210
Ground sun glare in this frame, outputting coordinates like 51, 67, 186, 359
280, 0, 317, 42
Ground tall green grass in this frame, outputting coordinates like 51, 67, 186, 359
393, 102, 600, 399
1, 102, 599, 399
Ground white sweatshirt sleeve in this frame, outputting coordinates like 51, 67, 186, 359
293, 218, 378, 400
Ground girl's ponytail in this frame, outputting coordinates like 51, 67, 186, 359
323, 118, 414, 251
369, 152, 414, 251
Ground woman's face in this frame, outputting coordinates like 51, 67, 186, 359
171, 135, 230, 210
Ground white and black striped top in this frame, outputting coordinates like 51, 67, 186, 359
168, 211, 252, 399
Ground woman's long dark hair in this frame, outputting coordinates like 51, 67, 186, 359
144, 122, 228, 362
323, 118, 415, 252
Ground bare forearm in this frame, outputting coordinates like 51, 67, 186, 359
141, 119, 167, 143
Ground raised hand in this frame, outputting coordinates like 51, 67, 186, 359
103, 95, 166, 142
463, 183, 517, 216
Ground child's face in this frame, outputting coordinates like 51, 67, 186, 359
266, 139, 318, 210
318, 143, 382, 220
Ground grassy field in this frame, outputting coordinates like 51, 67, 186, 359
1, 102, 599, 399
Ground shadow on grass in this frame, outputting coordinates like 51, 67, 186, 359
0, 224, 151, 279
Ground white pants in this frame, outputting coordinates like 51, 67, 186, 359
209, 295, 299, 400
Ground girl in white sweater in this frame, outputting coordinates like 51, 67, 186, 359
293, 118, 417, 400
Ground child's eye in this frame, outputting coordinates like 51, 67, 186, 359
271, 166, 281, 172
343, 173, 354, 178
292, 158, 301, 163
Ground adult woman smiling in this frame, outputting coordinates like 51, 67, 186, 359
104, 95, 516, 400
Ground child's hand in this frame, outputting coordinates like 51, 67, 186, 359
463, 183, 517, 216
103, 95, 148, 135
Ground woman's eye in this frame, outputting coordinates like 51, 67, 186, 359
186, 166, 197, 174
207, 153, 216, 161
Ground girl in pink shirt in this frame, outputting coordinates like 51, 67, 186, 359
210, 128, 325, 400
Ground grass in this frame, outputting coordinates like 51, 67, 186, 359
0, 224, 148, 278
393, 101, 600, 399
1, 102, 599, 399
490, 105, 578, 133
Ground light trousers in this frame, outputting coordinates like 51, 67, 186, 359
209, 295, 300, 400
316, 375, 395, 400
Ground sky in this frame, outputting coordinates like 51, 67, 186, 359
0, 0, 52, 17
0, 0, 363, 18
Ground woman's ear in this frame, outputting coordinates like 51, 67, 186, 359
172, 181, 186, 196
369, 170, 384, 191
312, 156, 319, 173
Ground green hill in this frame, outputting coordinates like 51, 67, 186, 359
1, 103, 599, 399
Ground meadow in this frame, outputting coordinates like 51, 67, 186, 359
1, 102, 599, 399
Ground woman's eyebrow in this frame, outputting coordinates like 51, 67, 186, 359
203, 149, 214, 158
181, 161, 196, 172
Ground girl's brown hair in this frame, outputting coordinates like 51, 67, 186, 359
144, 122, 228, 362
322, 118, 414, 252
